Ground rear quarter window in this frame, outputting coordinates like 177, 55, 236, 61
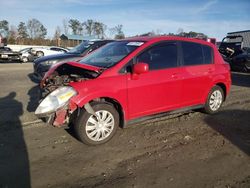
181, 42, 213, 66
202, 45, 213, 64
182, 42, 203, 66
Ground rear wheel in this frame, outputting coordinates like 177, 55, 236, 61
36, 51, 44, 57
74, 102, 119, 145
203, 86, 224, 114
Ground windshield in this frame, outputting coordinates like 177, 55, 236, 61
19, 48, 30, 53
79, 41, 144, 68
68, 41, 94, 54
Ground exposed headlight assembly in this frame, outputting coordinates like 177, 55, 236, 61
42, 60, 58, 65
35, 86, 77, 116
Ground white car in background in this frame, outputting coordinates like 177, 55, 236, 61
19, 47, 34, 63
31, 46, 69, 57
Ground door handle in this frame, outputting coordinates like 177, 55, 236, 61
207, 68, 213, 73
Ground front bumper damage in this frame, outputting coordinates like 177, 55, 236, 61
39, 100, 78, 127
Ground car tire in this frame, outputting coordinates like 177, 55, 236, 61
242, 65, 249, 73
203, 85, 224, 114
22, 56, 28, 63
74, 102, 119, 145
36, 51, 44, 57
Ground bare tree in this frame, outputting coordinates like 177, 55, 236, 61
0, 20, 9, 37
63, 19, 69, 35
68, 19, 81, 35
54, 26, 61, 40
155, 29, 163, 35
27, 18, 47, 39
93, 22, 106, 38
83, 19, 94, 36
78, 24, 83, 35
176, 28, 184, 36
8, 25, 18, 44
17, 22, 28, 39
39, 25, 47, 39
110, 24, 125, 39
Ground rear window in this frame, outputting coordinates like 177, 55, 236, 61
182, 42, 213, 66
202, 45, 213, 64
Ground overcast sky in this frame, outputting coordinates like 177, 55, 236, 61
1, 0, 250, 40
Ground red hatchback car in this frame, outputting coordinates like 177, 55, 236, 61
35, 36, 231, 145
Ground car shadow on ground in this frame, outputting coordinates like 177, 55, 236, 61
27, 85, 41, 112
28, 73, 40, 84
0, 60, 23, 64
0, 92, 31, 187
231, 72, 250, 87
204, 109, 250, 156
27, 73, 41, 112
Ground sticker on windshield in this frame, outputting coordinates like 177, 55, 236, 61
126, 42, 144, 46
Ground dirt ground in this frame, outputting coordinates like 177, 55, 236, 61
0, 62, 250, 188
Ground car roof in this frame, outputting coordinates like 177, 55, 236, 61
0, 46, 11, 50
120, 35, 214, 47
93, 39, 114, 43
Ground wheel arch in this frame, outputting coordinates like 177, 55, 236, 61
202, 81, 228, 104
36, 50, 44, 56
81, 97, 126, 128
215, 82, 227, 101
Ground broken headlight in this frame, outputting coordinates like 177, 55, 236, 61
35, 86, 77, 116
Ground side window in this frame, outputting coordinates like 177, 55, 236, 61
50, 47, 57, 51
202, 45, 213, 64
182, 42, 203, 66
137, 43, 177, 70
51, 48, 66, 52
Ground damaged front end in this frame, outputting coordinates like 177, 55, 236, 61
35, 86, 78, 127
35, 62, 102, 127
40, 62, 101, 98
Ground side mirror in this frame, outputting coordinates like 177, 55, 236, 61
133, 62, 149, 75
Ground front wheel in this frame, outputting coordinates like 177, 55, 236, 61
203, 86, 224, 114
74, 102, 119, 145
22, 56, 28, 63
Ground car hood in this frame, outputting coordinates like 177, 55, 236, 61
34, 52, 81, 64
41, 61, 102, 94
62, 61, 101, 72
47, 61, 101, 75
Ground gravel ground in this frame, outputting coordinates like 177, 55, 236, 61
0, 62, 249, 188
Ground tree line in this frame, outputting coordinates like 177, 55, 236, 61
0, 18, 125, 46
134, 28, 208, 39
0, 18, 208, 47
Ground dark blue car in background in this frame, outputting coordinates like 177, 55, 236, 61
33, 39, 113, 80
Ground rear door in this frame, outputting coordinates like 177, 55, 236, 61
180, 42, 214, 106
127, 41, 183, 119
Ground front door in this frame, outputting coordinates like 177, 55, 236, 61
127, 42, 182, 119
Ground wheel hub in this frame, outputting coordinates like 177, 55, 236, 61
85, 110, 115, 141
209, 90, 223, 111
